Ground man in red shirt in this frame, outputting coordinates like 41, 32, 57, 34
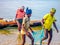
15, 6, 25, 32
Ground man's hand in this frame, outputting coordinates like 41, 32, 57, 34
15, 18, 17, 22
26, 32, 29, 35
56, 30, 59, 33
29, 27, 34, 33
31, 30, 34, 33
53, 22, 59, 33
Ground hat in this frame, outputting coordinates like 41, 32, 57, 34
26, 7, 32, 15
50, 8, 56, 13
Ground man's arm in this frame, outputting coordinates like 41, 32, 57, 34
15, 9, 18, 21
41, 14, 49, 25
22, 17, 27, 32
15, 14, 17, 19
42, 19, 45, 24
22, 24, 27, 32
22, 24, 30, 35
15, 14, 17, 22
29, 26, 34, 33
53, 22, 59, 33
40, 19, 45, 27
15, 9, 19, 19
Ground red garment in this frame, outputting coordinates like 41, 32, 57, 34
16, 9, 25, 19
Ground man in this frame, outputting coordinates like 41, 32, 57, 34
41, 8, 59, 45
15, 6, 25, 32
21, 7, 34, 45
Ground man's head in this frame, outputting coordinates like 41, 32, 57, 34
20, 6, 25, 12
50, 8, 56, 16
26, 7, 32, 17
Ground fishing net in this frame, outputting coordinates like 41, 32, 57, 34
32, 29, 44, 42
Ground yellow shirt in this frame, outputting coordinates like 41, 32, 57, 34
43, 13, 56, 31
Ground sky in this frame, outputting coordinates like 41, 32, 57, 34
0, 0, 60, 29
0, 0, 60, 20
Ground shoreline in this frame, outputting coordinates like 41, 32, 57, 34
0, 20, 42, 29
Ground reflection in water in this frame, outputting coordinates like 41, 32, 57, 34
17, 32, 22, 45
0, 29, 11, 35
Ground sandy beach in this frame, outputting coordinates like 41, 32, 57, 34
0, 28, 60, 45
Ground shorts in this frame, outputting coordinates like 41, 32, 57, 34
44, 28, 52, 38
21, 30, 26, 35
17, 19, 23, 24
21, 28, 29, 35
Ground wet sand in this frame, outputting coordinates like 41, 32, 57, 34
0, 28, 60, 45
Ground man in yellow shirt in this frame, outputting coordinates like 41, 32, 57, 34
41, 8, 59, 45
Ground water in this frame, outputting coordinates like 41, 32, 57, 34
0, 0, 60, 29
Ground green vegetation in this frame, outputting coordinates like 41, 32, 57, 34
0, 26, 42, 35
31, 26, 42, 31
0, 29, 11, 35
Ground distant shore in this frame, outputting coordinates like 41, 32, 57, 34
0, 19, 42, 29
